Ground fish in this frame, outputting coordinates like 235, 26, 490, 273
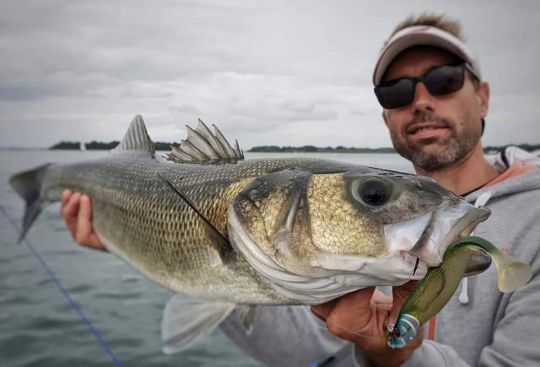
9, 115, 491, 352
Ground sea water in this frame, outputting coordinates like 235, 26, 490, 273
0, 150, 412, 367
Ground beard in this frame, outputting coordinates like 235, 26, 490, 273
390, 111, 481, 172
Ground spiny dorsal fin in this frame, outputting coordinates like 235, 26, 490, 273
166, 119, 244, 164
115, 115, 155, 155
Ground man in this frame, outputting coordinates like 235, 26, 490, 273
306, 14, 540, 366
63, 14, 540, 366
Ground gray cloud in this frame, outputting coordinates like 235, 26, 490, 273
1, 0, 539, 149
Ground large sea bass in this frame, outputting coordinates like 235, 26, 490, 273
10, 115, 490, 350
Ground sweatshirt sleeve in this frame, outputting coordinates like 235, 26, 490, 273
220, 305, 350, 367
353, 341, 470, 367
396, 341, 470, 367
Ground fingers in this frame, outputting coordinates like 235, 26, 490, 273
319, 288, 380, 341
389, 281, 425, 350
77, 194, 107, 251
60, 190, 107, 252
76, 194, 93, 244
372, 289, 393, 306
390, 280, 418, 323
311, 299, 338, 322
406, 327, 425, 349
61, 190, 81, 239
312, 287, 377, 321
61, 190, 72, 207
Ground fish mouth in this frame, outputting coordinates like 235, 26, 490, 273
411, 201, 491, 267
384, 199, 491, 269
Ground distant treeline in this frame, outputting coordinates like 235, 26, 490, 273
50, 141, 179, 151
249, 144, 540, 153
248, 145, 397, 153
50, 141, 540, 153
483, 144, 540, 153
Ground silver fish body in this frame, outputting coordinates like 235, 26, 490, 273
10, 116, 491, 306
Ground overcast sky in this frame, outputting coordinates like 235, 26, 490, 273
1, 0, 539, 149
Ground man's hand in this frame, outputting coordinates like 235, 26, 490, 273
61, 190, 107, 251
312, 281, 423, 367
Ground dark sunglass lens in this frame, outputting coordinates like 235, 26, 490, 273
375, 79, 415, 109
424, 65, 464, 96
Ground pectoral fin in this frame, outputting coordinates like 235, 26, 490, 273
235, 305, 258, 334
161, 295, 235, 354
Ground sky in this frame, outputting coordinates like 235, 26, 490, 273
1, 0, 539, 149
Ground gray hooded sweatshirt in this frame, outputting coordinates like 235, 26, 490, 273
220, 148, 540, 366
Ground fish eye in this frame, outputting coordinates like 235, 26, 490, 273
358, 179, 391, 206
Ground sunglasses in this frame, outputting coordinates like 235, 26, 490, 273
374, 63, 473, 109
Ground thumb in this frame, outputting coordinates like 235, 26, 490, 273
389, 280, 418, 324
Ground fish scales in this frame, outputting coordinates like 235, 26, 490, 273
39, 154, 358, 303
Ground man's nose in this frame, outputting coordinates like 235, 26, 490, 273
411, 82, 435, 113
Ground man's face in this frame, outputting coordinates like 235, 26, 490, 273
381, 47, 489, 172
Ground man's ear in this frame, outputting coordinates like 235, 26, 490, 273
382, 110, 389, 127
477, 82, 490, 118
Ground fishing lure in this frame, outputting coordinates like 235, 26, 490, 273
388, 236, 532, 349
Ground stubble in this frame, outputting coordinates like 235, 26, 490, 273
390, 111, 480, 172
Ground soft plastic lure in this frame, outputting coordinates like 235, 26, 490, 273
388, 236, 532, 349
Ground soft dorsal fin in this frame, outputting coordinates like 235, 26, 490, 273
115, 115, 155, 155
166, 119, 244, 164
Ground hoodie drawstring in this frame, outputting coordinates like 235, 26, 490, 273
458, 191, 493, 305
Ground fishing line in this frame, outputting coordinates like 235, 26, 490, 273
0, 205, 125, 367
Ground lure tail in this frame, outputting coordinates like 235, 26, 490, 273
9, 164, 51, 242
490, 248, 532, 292
442, 235, 532, 293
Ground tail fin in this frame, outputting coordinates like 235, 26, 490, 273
491, 251, 533, 292
9, 164, 52, 242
